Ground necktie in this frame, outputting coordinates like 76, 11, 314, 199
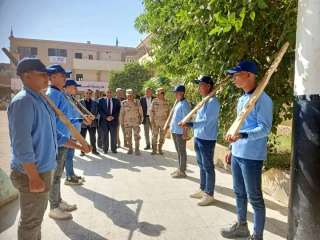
107, 99, 111, 115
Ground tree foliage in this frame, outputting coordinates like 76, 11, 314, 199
135, 0, 297, 139
108, 63, 152, 96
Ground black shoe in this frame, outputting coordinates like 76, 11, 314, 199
112, 150, 117, 153
103, 150, 108, 154
92, 150, 100, 155
73, 174, 85, 182
80, 152, 85, 156
144, 145, 150, 150
65, 176, 83, 185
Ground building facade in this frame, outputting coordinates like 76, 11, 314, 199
9, 34, 145, 91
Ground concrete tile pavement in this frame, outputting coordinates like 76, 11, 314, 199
0, 110, 288, 240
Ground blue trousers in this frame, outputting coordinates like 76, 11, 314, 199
194, 138, 216, 196
65, 148, 75, 177
231, 155, 265, 237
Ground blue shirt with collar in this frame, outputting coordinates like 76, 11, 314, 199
8, 87, 69, 174
192, 96, 220, 140
65, 94, 83, 132
231, 91, 273, 160
46, 86, 73, 138
170, 99, 191, 134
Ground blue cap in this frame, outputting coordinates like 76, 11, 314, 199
64, 79, 81, 87
171, 84, 185, 92
193, 75, 214, 86
226, 60, 258, 75
16, 58, 51, 76
47, 64, 72, 77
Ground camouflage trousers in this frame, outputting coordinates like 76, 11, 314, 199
124, 126, 141, 150
152, 124, 165, 146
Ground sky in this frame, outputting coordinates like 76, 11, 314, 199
0, 0, 146, 63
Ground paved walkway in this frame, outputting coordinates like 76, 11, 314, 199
0, 111, 288, 240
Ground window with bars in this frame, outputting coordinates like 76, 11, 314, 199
76, 74, 84, 81
48, 48, 67, 57
17, 47, 38, 59
75, 52, 82, 59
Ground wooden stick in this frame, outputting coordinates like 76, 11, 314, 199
180, 76, 229, 125
2, 48, 90, 148
163, 99, 177, 133
40, 93, 90, 148
226, 41, 290, 136
70, 95, 95, 119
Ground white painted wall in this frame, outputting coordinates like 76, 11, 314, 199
295, 0, 320, 96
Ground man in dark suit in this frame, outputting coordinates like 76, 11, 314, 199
140, 87, 154, 150
98, 88, 121, 154
80, 89, 99, 156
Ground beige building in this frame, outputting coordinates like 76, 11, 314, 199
9, 32, 146, 91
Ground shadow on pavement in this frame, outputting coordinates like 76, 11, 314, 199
0, 198, 19, 233
186, 175, 288, 216
71, 186, 166, 240
213, 199, 288, 238
74, 149, 184, 179
186, 175, 288, 238
55, 219, 107, 240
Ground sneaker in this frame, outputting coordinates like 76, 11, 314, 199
59, 200, 77, 212
49, 208, 72, 220
198, 193, 215, 206
220, 222, 250, 239
65, 176, 83, 185
171, 170, 187, 178
248, 235, 263, 240
190, 190, 205, 199
74, 174, 85, 182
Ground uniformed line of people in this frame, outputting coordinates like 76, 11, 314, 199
8, 58, 272, 240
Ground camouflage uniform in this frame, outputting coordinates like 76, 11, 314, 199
119, 90, 143, 155
150, 89, 170, 154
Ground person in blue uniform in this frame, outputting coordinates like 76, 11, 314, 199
63, 79, 90, 185
179, 76, 220, 206
221, 60, 273, 240
46, 65, 90, 220
169, 84, 191, 178
8, 58, 89, 240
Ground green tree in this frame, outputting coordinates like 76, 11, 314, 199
135, 0, 297, 138
108, 63, 152, 96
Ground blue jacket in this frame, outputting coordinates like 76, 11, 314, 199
231, 91, 273, 160
8, 87, 69, 173
46, 86, 72, 139
65, 94, 83, 132
46, 86, 80, 138
170, 99, 191, 135
191, 96, 220, 140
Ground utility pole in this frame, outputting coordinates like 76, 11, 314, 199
288, 0, 320, 239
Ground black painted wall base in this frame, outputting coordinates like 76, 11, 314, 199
288, 95, 320, 240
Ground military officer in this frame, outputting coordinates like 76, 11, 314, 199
150, 88, 170, 155
119, 89, 143, 155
